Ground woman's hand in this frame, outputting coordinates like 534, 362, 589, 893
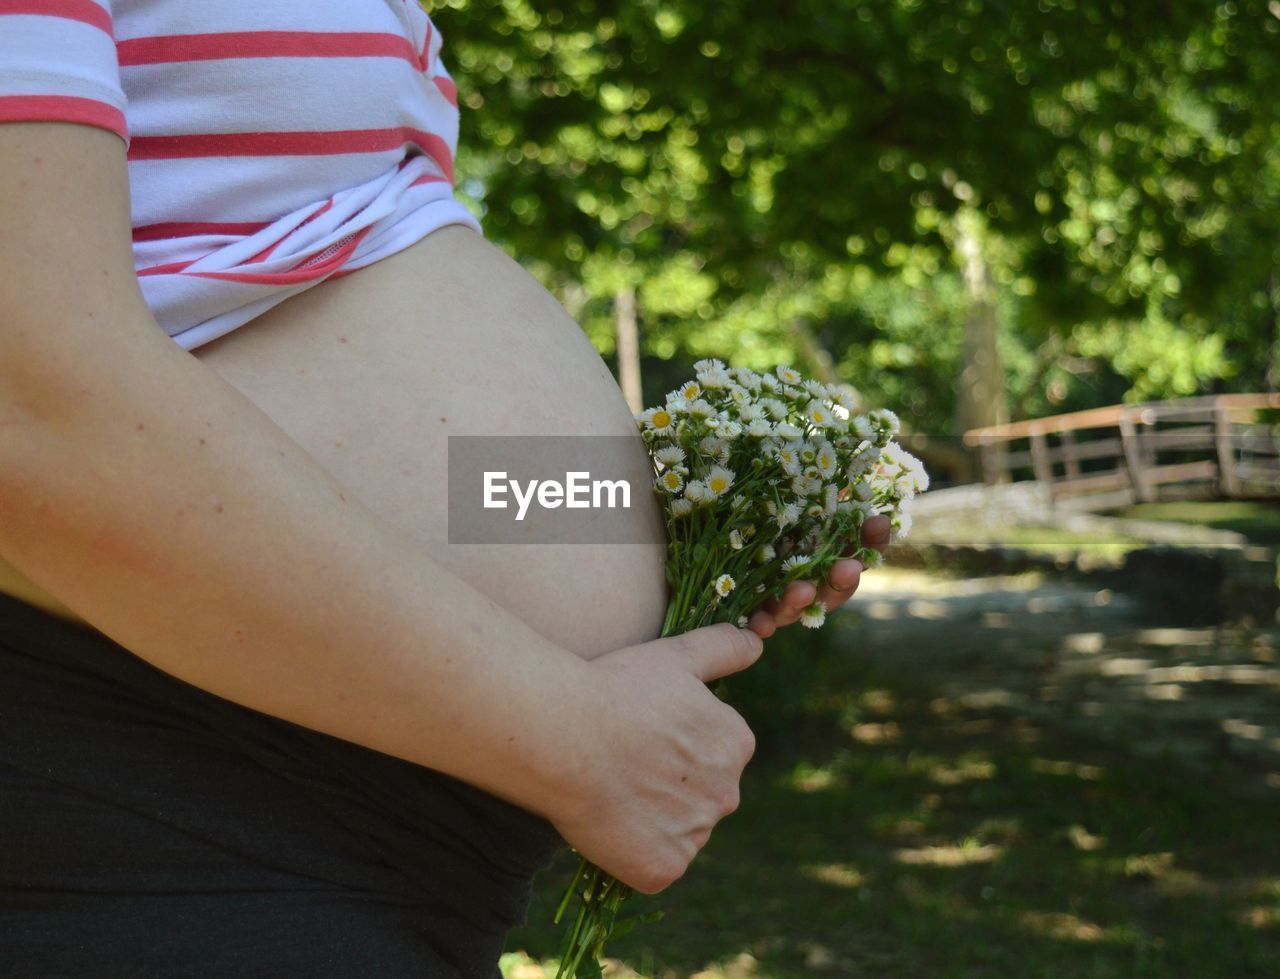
550, 624, 762, 895
746, 513, 892, 638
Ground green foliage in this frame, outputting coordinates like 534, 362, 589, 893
430, 0, 1280, 429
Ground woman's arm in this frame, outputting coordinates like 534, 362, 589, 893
0, 121, 758, 894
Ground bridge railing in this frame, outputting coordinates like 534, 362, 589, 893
962, 394, 1280, 509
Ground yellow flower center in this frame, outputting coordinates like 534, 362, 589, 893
709, 478, 728, 494
652, 410, 671, 428
681, 382, 700, 399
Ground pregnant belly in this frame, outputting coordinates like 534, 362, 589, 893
4, 225, 668, 659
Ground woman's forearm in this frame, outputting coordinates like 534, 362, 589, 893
0, 310, 589, 821
0, 123, 764, 893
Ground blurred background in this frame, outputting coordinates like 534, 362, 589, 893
424, 0, 1280, 974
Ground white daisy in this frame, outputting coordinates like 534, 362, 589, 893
835, 389, 859, 413
776, 366, 802, 385
777, 501, 803, 528
869, 408, 900, 434
685, 480, 715, 505
678, 380, 702, 401
776, 443, 802, 476
891, 509, 913, 541
714, 574, 736, 598
642, 407, 675, 435
669, 497, 694, 517
693, 358, 726, 372
782, 554, 811, 573
657, 469, 685, 493
775, 422, 804, 439
815, 442, 838, 479
847, 447, 880, 477
806, 401, 836, 429
654, 445, 686, 467
687, 399, 716, 420
899, 449, 930, 493
696, 366, 732, 390
698, 435, 728, 456
706, 466, 735, 496
746, 418, 774, 438
823, 483, 840, 515
799, 602, 827, 629
729, 529, 745, 550
761, 397, 788, 420
790, 474, 823, 498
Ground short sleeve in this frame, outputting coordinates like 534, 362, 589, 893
0, 0, 128, 145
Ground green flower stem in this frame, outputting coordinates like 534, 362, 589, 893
555, 373, 923, 979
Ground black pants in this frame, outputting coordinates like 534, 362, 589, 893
0, 592, 564, 977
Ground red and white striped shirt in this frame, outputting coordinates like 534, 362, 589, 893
0, 0, 478, 349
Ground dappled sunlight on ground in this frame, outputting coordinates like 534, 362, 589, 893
842, 566, 1280, 774
504, 562, 1280, 978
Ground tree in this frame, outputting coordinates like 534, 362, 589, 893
432, 0, 1280, 448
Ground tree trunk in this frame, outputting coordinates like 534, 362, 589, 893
614, 286, 643, 414
953, 207, 1009, 483
791, 317, 970, 485
1265, 270, 1279, 393
790, 317, 861, 399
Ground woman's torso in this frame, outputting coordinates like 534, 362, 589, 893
0, 225, 669, 660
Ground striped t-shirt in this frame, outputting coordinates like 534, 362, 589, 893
0, 0, 479, 350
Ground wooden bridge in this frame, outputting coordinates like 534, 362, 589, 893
962, 393, 1280, 510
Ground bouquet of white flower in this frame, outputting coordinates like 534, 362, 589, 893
552, 361, 928, 978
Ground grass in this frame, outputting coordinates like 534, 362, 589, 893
991, 525, 1147, 558
910, 522, 1149, 559
1115, 501, 1280, 548
501, 602, 1280, 978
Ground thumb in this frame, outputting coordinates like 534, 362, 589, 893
660, 623, 764, 684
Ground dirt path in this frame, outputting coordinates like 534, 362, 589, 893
845, 567, 1280, 780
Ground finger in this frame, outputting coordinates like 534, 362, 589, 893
826, 558, 863, 592
672, 623, 764, 683
860, 514, 892, 555
747, 609, 777, 639
816, 559, 862, 610
765, 580, 817, 628
764, 579, 816, 614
